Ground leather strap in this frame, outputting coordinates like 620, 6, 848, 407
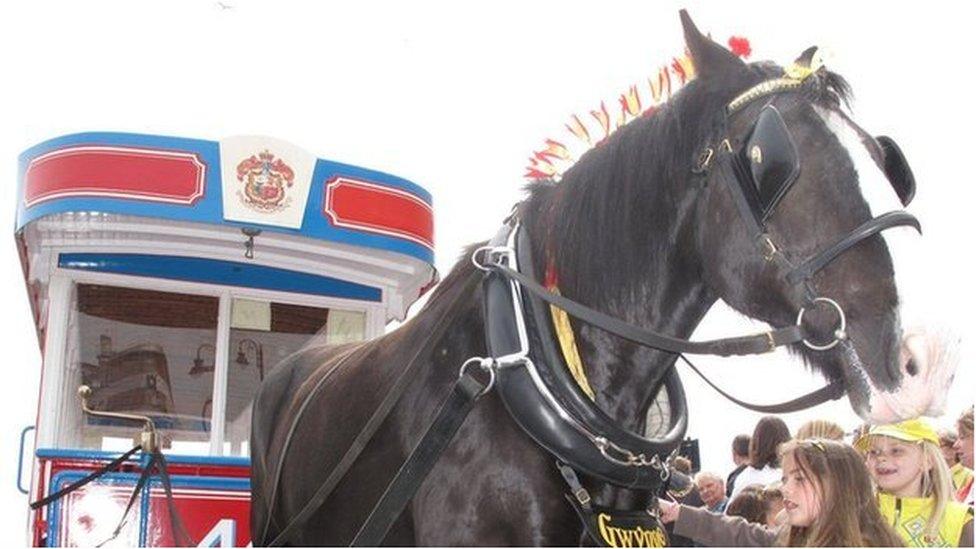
98, 448, 192, 547
264, 270, 483, 547
786, 210, 921, 284
258, 346, 363, 545
30, 444, 142, 510
100, 453, 156, 547
351, 373, 487, 546
677, 354, 845, 413
487, 262, 804, 356
153, 447, 193, 546
556, 462, 592, 509
717, 151, 766, 240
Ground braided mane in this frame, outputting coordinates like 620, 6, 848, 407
524, 35, 752, 181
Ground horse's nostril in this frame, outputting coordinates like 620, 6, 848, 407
905, 359, 919, 376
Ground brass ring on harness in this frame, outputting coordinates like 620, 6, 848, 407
458, 357, 496, 398
796, 297, 847, 351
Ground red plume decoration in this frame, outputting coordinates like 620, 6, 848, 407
728, 36, 751, 58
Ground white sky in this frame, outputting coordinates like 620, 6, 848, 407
1, 1, 973, 543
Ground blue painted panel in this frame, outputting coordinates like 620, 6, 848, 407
37, 447, 143, 462
58, 253, 382, 302
36, 448, 251, 468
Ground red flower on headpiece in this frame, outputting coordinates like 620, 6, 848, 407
728, 36, 751, 58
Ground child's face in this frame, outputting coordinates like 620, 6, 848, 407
780, 453, 822, 528
864, 436, 926, 497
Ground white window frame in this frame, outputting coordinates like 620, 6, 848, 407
39, 264, 386, 457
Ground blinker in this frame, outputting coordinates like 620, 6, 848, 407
738, 105, 801, 223
876, 136, 916, 206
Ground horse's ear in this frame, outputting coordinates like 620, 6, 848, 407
679, 10, 745, 77
794, 46, 819, 67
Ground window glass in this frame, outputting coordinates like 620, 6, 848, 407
60, 284, 218, 453
223, 299, 365, 456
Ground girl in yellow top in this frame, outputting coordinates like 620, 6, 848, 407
856, 418, 974, 547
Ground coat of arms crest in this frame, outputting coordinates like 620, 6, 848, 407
235, 150, 295, 212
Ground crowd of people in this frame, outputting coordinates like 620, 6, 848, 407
658, 406, 974, 547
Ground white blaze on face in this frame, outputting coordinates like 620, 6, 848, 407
814, 106, 956, 422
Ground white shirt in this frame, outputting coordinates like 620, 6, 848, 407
728, 464, 781, 501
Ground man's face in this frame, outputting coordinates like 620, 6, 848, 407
697, 476, 725, 507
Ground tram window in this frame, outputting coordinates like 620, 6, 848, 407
222, 299, 366, 456
59, 284, 218, 453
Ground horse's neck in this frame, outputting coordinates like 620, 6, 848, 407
572, 254, 714, 431
528, 154, 715, 431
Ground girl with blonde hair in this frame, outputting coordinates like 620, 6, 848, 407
659, 439, 903, 546
856, 418, 974, 547
795, 419, 845, 441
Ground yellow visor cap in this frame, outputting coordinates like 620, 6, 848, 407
855, 418, 940, 452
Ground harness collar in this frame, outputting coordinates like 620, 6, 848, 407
482, 220, 685, 489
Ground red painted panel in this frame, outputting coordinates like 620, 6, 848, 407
324, 177, 433, 249
34, 456, 251, 547
145, 487, 251, 547
24, 146, 206, 207
54, 481, 141, 547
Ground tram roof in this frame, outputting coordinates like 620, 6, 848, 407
15, 132, 438, 326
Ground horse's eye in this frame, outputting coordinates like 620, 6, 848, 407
876, 136, 916, 207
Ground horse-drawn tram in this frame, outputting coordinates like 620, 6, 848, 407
16, 132, 436, 547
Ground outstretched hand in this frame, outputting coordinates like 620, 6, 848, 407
657, 498, 681, 524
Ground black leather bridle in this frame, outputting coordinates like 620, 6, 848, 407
705, 95, 921, 351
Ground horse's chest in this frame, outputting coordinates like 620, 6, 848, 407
409, 399, 582, 546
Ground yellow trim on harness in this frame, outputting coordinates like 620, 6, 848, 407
549, 287, 596, 401
727, 49, 825, 115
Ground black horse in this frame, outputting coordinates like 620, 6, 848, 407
250, 12, 949, 546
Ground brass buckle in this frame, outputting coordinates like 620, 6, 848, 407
695, 147, 714, 173
574, 488, 591, 507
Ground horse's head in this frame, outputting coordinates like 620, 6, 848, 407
681, 12, 954, 424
